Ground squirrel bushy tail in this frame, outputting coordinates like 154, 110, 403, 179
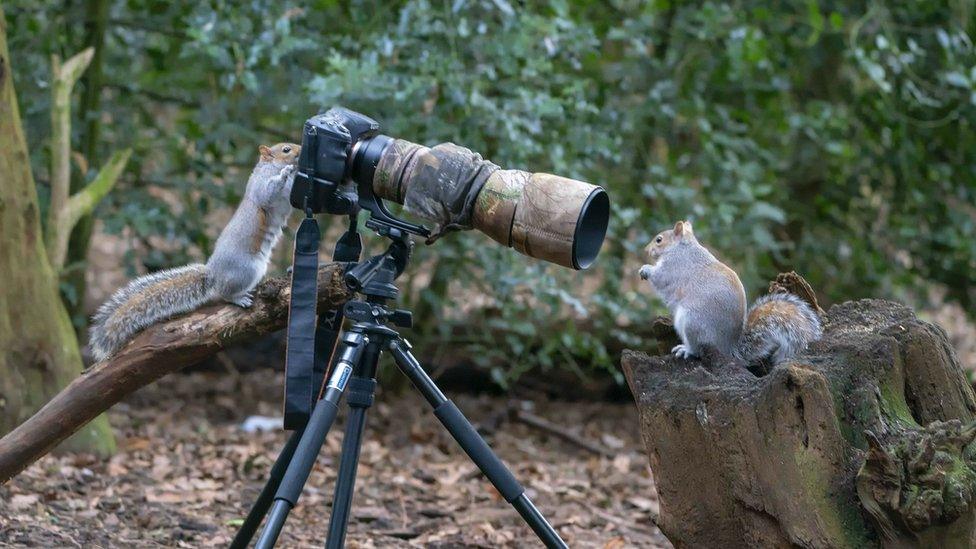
735, 293, 822, 365
89, 264, 215, 362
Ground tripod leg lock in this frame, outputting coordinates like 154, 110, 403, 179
345, 377, 377, 408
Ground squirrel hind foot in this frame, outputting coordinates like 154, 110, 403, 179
672, 344, 696, 359
230, 292, 254, 308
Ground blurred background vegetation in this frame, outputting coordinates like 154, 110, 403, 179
5, 0, 975, 387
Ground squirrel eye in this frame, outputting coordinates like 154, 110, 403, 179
282, 146, 291, 153
655, 236, 663, 244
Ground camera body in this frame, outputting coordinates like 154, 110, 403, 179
291, 107, 429, 237
291, 107, 383, 215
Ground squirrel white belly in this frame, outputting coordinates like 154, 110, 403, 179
88, 143, 301, 362
638, 220, 821, 365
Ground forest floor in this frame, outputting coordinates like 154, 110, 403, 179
0, 371, 670, 548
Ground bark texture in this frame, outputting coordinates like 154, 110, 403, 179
623, 297, 976, 548
0, 5, 114, 455
0, 263, 352, 483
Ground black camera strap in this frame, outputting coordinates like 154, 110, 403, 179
284, 211, 363, 430
283, 213, 321, 430
313, 218, 362, 396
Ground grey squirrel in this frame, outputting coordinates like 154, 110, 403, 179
88, 143, 302, 362
638, 220, 821, 365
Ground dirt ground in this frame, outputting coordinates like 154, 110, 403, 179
0, 371, 671, 548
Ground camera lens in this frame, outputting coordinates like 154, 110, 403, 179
571, 188, 609, 269
371, 139, 610, 270
351, 135, 394, 187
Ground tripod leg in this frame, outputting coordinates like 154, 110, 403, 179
254, 332, 367, 549
325, 337, 382, 549
230, 429, 302, 549
388, 340, 568, 549
325, 374, 378, 548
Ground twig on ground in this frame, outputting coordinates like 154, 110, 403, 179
584, 503, 662, 545
510, 408, 614, 458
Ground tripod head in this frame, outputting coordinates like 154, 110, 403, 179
332, 213, 415, 330
314, 175, 416, 306
343, 222, 412, 303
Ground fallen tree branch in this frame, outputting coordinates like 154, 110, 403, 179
0, 263, 352, 483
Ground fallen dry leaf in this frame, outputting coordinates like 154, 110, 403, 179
9, 494, 40, 511
0, 371, 671, 548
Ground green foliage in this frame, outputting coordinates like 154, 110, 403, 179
5, 0, 975, 385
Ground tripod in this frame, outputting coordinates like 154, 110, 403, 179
230, 223, 567, 548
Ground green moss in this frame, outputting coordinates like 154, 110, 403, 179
826, 374, 859, 444
829, 382, 879, 450
794, 447, 875, 545
879, 379, 918, 428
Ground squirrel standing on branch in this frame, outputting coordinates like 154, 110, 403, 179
638, 220, 821, 365
89, 143, 302, 362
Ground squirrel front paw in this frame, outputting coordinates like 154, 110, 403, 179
672, 344, 696, 359
639, 264, 653, 280
232, 292, 254, 308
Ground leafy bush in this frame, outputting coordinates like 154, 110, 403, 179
6, 0, 975, 385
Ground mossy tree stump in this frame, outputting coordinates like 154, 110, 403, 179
623, 298, 976, 548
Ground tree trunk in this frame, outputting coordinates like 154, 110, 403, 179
64, 0, 109, 327
0, 5, 114, 455
623, 298, 976, 548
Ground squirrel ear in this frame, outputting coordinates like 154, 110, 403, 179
674, 220, 695, 240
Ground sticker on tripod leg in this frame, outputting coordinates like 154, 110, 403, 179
327, 363, 353, 391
